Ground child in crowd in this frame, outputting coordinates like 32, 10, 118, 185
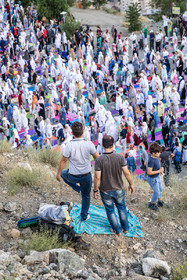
147, 142, 165, 211
126, 153, 136, 172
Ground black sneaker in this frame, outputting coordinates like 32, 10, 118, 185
148, 202, 159, 211
157, 200, 169, 208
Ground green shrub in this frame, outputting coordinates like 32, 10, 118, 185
7, 167, 41, 195
172, 262, 187, 280
35, 148, 61, 168
60, 15, 81, 40
0, 140, 12, 154
81, 0, 91, 9
24, 228, 73, 253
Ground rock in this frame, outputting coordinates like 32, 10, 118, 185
0, 250, 20, 265
11, 229, 21, 240
177, 238, 183, 243
130, 197, 139, 203
0, 203, 3, 210
142, 258, 171, 277
49, 249, 85, 272
164, 240, 170, 245
24, 251, 50, 265
133, 243, 142, 251
143, 250, 156, 259
21, 227, 32, 238
127, 270, 158, 280
160, 276, 170, 280
17, 162, 32, 172
4, 202, 17, 212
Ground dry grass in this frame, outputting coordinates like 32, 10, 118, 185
6, 166, 57, 195
0, 140, 12, 154
23, 227, 73, 253
171, 262, 187, 280
32, 148, 61, 168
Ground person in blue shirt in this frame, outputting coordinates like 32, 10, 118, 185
147, 142, 165, 211
126, 153, 136, 172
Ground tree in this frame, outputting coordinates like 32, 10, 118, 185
151, 0, 186, 15
60, 15, 81, 40
92, 0, 107, 9
126, 3, 141, 32
81, 0, 91, 9
37, 0, 69, 20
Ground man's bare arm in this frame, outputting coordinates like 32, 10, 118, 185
122, 166, 134, 194
56, 156, 68, 182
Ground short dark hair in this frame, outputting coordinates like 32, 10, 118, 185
150, 142, 162, 154
71, 122, 83, 137
102, 135, 114, 148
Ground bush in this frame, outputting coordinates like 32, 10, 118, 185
103, 7, 119, 15
35, 148, 61, 168
7, 167, 40, 195
81, 0, 91, 9
172, 262, 187, 280
24, 228, 73, 253
60, 15, 81, 40
0, 140, 12, 154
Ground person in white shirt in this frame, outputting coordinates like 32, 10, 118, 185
162, 15, 169, 37
155, 32, 161, 52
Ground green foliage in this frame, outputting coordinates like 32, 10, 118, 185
67, 0, 76, 7
60, 15, 81, 40
37, 0, 69, 20
35, 148, 61, 168
92, 0, 107, 9
81, 0, 92, 9
7, 167, 40, 195
171, 262, 187, 280
126, 3, 142, 32
24, 227, 73, 253
0, 140, 12, 154
19, 0, 37, 7
148, 13, 162, 22
151, 0, 186, 15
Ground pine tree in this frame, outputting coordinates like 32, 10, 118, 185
37, 0, 69, 20
126, 3, 142, 32
92, 0, 107, 9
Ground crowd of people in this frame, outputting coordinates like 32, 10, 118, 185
0, 1, 187, 225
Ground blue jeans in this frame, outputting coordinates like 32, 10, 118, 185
61, 170, 92, 221
100, 190, 129, 234
148, 175, 162, 202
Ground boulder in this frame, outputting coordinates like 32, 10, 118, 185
24, 251, 50, 265
17, 162, 32, 172
11, 229, 21, 240
49, 249, 85, 272
0, 250, 20, 265
142, 258, 171, 277
4, 202, 17, 212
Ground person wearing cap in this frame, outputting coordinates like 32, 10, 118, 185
149, 30, 155, 51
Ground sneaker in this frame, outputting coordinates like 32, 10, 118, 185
148, 202, 159, 211
157, 200, 169, 208
81, 214, 90, 222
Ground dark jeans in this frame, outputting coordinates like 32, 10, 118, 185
164, 26, 168, 37
161, 161, 169, 185
151, 130, 155, 141
61, 170, 92, 221
100, 189, 129, 234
